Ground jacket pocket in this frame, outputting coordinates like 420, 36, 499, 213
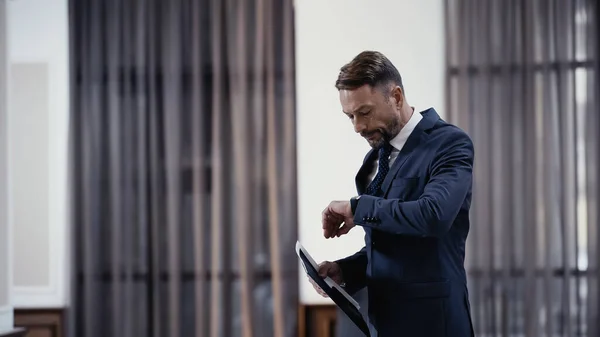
375, 280, 449, 337
395, 279, 450, 298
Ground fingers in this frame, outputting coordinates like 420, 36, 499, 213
308, 277, 328, 298
322, 201, 354, 238
321, 209, 331, 237
322, 208, 344, 227
317, 287, 328, 297
324, 223, 342, 238
309, 262, 339, 298
317, 262, 330, 277
336, 224, 351, 237
323, 218, 337, 238
323, 216, 352, 238
322, 209, 344, 239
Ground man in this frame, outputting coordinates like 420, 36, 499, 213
312, 51, 475, 337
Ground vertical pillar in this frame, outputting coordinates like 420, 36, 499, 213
0, 0, 13, 333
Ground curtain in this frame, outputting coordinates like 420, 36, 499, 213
445, 0, 599, 336
67, 0, 298, 336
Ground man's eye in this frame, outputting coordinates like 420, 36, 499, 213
347, 114, 354, 119
361, 110, 371, 116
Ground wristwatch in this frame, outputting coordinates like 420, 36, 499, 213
350, 195, 361, 214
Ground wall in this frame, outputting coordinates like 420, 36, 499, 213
0, 0, 14, 331
295, 0, 446, 304
2, 0, 444, 310
6, 0, 70, 308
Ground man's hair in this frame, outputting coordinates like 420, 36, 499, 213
335, 51, 404, 95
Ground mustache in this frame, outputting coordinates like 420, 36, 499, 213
361, 130, 390, 140
361, 130, 380, 138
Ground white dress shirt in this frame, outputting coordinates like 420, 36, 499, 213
367, 109, 423, 183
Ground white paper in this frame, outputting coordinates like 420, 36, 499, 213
296, 241, 360, 309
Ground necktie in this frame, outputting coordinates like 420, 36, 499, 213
365, 143, 393, 196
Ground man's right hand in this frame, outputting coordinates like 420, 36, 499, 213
308, 261, 343, 298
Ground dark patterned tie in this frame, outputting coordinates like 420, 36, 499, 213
365, 142, 394, 196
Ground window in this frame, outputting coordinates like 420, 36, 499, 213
445, 0, 598, 335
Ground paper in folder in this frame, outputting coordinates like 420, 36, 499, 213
296, 241, 370, 336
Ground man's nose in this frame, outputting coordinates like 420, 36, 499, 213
354, 120, 366, 134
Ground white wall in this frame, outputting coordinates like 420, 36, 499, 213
295, 0, 446, 304
6, 0, 70, 308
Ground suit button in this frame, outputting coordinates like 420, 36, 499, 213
362, 217, 367, 222
372, 241, 376, 246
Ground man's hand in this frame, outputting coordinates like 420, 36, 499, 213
308, 261, 343, 298
322, 200, 355, 238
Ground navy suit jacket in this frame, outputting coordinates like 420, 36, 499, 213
336, 108, 475, 337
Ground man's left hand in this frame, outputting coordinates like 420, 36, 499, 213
322, 200, 355, 238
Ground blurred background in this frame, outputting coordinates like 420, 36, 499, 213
0, 0, 598, 336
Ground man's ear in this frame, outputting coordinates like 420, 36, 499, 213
391, 86, 404, 108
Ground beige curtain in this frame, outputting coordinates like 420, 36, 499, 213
445, 0, 599, 336
67, 0, 298, 336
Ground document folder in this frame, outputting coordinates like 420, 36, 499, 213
296, 241, 371, 336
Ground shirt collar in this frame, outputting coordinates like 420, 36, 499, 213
389, 108, 423, 151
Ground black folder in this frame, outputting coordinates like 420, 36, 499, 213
296, 241, 371, 337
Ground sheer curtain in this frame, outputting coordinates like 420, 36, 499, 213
67, 0, 298, 336
446, 0, 599, 336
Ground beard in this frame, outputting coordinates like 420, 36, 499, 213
364, 118, 402, 149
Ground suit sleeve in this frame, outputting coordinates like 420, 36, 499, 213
334, 247, 367, 295
353, 132, 474, 237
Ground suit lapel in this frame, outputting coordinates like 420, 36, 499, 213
355, 148, 377, 195
380, 108, 440, 194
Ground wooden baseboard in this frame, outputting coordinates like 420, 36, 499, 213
15, 305, 337, 337
298, 304, 337, 337
13, 309, 64, 337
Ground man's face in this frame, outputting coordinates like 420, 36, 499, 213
340, 84, 402, 149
